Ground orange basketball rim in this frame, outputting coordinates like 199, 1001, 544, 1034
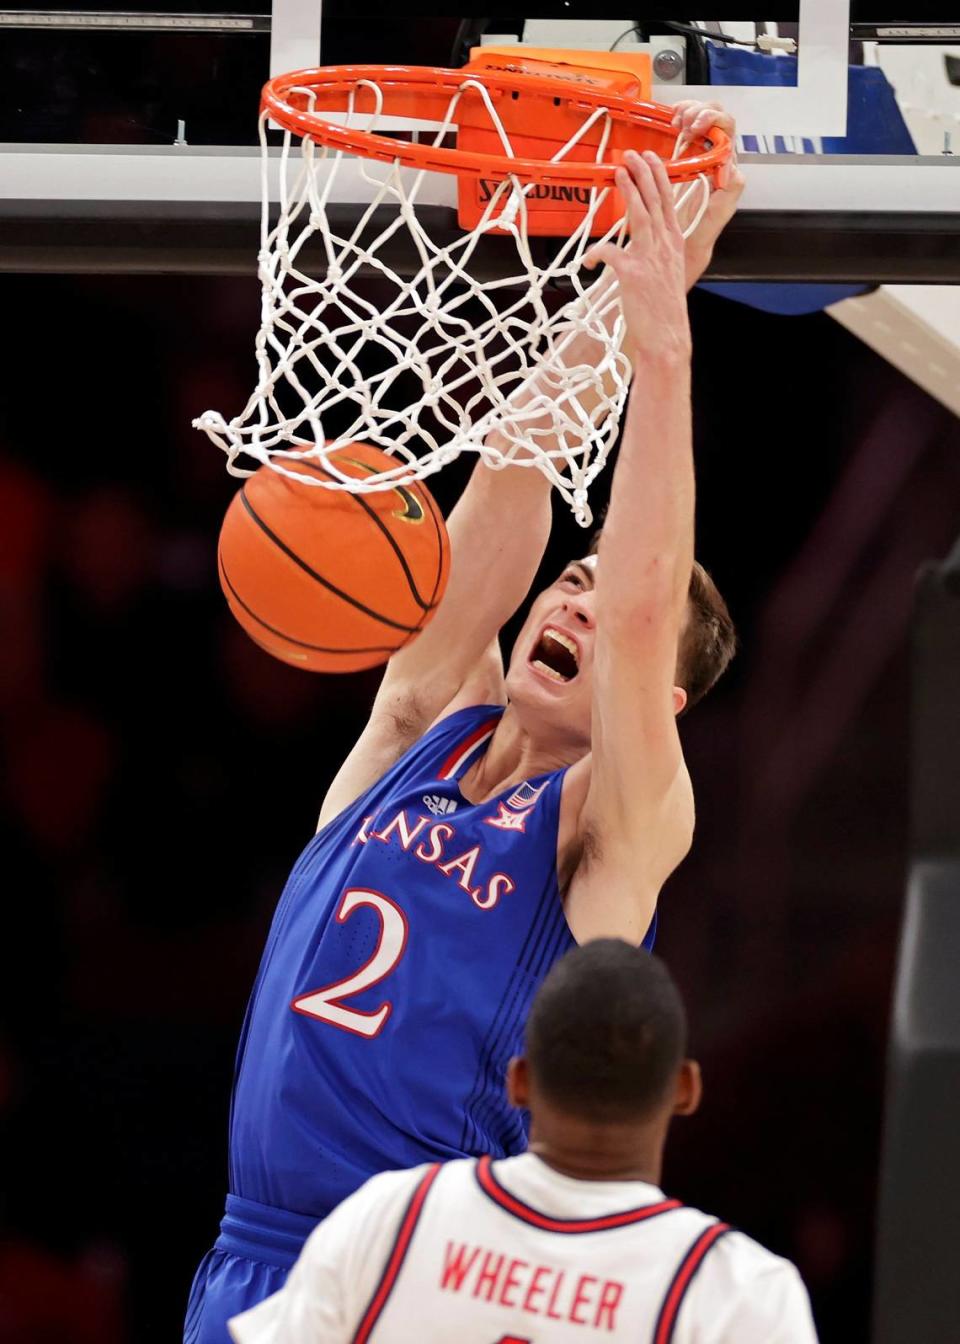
260, 61, 732, 237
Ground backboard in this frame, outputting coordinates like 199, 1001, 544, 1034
1, 5, 958, 283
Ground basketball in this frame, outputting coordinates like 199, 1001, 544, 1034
217, 442, 450, 672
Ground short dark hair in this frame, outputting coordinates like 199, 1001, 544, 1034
677, 561, 737, 712
587, 529, 736, 712
525, 940, 687, 1123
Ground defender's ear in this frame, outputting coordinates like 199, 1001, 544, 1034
506, 1057, 530, 1110
673, 686, 688, 717
673, 1060, 702, 1117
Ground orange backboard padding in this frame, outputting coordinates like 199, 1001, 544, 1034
466, 45, 652, 100
460, 47, 657, 235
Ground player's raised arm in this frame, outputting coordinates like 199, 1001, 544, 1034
360, 100, 743, 739
565, 150, 701, 943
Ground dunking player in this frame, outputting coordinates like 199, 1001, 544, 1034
185, 104, 742, 1344
228, 942, 817, 1343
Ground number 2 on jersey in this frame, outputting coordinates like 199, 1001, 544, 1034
291, 888, 408, 1038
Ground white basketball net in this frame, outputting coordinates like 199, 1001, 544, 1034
194, 75, 711, 525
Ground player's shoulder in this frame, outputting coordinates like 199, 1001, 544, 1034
668, 1196, 789, 1273
428, 640, 507, 727
379, 1155, 483, 1213
663, 1195, 805, 1292
350, 1161, 439, 1212
302, 1163, 435, 1256
316, 695, 501, 832
705, 1223, 802, 1285
329, 1159, 484, 1242
679, 1210, 817, 1340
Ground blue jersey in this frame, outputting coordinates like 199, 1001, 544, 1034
227, 704, 655, 1219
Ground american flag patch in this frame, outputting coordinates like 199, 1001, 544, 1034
506, 780, 548, 811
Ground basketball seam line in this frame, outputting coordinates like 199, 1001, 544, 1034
219, 551, 399, 655
291, 457, 437, 613
418, 473, 446, 614
239, 490, 420, 634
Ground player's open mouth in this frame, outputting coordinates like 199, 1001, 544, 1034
529, 627, 580, 684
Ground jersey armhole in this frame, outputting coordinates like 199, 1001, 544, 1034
427, 642, 507, 733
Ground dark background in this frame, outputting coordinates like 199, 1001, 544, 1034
1, 272, 959, 1343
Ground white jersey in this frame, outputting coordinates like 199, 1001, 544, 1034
229, 1154, 818, 1344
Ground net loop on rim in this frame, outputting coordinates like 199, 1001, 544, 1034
194, 64, 730, 525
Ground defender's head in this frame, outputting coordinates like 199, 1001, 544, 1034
505, 538, 736, 750
508, 940, 701, 1143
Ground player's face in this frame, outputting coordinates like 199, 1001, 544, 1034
505, 556, 597, 745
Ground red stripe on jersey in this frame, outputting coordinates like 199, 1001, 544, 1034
352, 1164, 441, 1344
652, 1221, 731, 1344
437, 718, 499, 780
475, 1156, 683, 1234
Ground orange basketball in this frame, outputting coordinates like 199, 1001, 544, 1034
217, 442, 450, 672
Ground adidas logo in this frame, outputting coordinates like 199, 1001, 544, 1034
423, 794, 458, 816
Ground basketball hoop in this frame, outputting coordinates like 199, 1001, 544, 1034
194, 60, 731, 525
